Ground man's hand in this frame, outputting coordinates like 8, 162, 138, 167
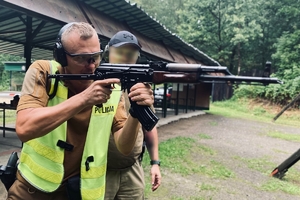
128, 83, 153, 106
150, 164, 161, 191
80, 78, 120, 106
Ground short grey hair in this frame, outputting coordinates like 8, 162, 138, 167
61, 22, 97, 45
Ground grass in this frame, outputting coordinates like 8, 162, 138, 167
0, 110, 16, 126
234, 155, 300, 195
209, 121, 218, 126
266, 130, 300, 142
261, 178, 300, 195
198, 183, 218, 191
149, 136, 217, 176
207, 98, 300, 127
142, 97, 300, 198
142, 136, 233, 198
170, 197, 210, 200
198, 133, 212, 139
234, 156, 274, 174
200, 160, 234, 179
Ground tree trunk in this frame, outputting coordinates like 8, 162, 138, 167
237, 42, 241, 75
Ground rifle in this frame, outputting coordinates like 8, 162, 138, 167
47, 61, 282, 131
0, 151, 19, 191
270, 148, 300, 179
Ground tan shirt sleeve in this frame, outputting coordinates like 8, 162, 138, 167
111, 94, 128, 133
17, 60, 51, 112
111, 87, 156, 133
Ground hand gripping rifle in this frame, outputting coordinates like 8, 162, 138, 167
47, 61, 282, 131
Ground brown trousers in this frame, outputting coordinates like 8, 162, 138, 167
104, 161, 145, 200
6, 171, 68, 200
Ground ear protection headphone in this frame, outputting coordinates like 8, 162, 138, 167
102, 44, 110, 63
53, 22, 75, 67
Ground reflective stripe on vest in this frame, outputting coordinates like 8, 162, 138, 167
19, 60, 121, 199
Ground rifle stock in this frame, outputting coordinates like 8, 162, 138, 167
47, 61, 283, 131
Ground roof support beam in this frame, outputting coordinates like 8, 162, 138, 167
18, 15, 27, 25
24, 16, 32, 70
32, 21, 47, 39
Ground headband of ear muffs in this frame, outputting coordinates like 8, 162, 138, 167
53, 22, 75, 67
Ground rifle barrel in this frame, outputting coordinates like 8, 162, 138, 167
199, 75, 283, 84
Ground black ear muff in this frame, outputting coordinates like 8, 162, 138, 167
53, 22, 75, 67
102, 44, 109, 62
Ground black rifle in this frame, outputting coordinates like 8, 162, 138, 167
270, 148, 300, 179
0, 151, 19, 191
48, 61, 282, 131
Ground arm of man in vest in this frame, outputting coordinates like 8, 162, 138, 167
144, 127, 161, 191
16, 68, 119, 142
16, 62, 154, 156
112, 82, 154, 155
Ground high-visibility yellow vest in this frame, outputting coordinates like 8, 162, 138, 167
18, 60, 121, 200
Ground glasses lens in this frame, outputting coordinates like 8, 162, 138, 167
70, 52, 101, 64
91, 53, 101, 61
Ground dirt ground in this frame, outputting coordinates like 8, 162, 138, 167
146, 114, 300, 200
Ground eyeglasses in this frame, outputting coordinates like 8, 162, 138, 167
65, 50, 103, 65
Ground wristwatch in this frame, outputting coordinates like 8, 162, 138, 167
150, 160, 161, 166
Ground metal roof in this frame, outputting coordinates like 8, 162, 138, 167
0, 0, 219, 66
81, 0, 219, 65
0, 4, 61, 60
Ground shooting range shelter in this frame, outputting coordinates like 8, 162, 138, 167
0, 0, 220, 117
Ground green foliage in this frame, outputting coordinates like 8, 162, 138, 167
133, 0, 183, 33
233, 85, 266, 99
209, 98, 300, 127
133, 0, 300, 104
234, 29, 300, 104
0, 54, 25, 91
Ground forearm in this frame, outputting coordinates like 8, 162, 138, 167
145, 127, 159, 160
16, 94, 86, 142
114, 116, 141, 155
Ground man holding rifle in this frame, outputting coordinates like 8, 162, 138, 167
7, 22, 154, 200
103, 31, 161, 200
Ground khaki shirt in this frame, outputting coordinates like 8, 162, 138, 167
17, 60, 128, 180
107, 91, 155, 170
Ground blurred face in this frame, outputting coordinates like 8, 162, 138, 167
109, 45, 139, 64
63, 31, 101, 91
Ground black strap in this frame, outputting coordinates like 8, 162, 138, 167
48, 77, 59, 100
85, 156, 94, 171
56, 140, 74, 151
138, 141, 146, 162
